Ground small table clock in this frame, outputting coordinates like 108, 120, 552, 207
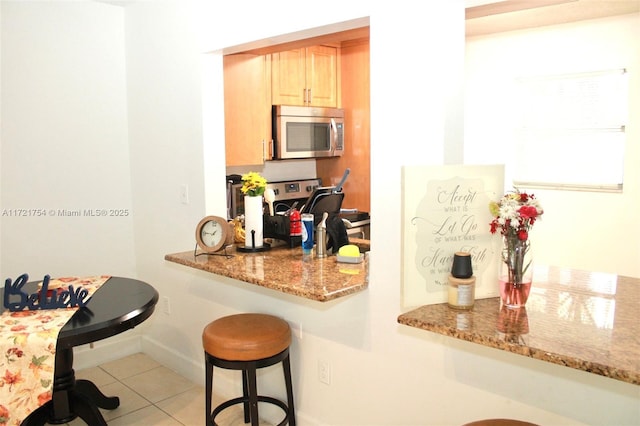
195, 216, 234, 254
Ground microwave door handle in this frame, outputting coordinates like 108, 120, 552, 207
330, 118, 337, 155
226, 181, 233, 219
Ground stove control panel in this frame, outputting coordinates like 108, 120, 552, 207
266, 179, 321, 202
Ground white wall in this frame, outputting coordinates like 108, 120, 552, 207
0, 1, 136, 280
1, 3, 3, 275
1, 1, 638, 425
124, 2, 638, 425
464, 13, 640, 277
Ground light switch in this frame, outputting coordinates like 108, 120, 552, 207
180, 184, 189, 204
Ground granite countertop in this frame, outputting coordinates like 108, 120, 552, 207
165, 243, 369, 302
398, 266, 640, 385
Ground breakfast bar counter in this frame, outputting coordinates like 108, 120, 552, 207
165, 244, 369, 302
398, 266, 640, 385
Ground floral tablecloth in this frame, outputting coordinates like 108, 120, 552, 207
0, 275, 110, 425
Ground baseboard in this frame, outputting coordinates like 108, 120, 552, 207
73, 334, 143, 370
140, 335, 204, 386
141, 336, 322, 425
74, 335, 320, 425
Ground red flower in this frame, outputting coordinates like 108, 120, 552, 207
6, 347, 24, 358
37, 315, 54, 324
518, 205, 538, 219
489, 189, 543, 240
38, 391, 52, 405
0, 403, 10, 423
9, 311, 35, 318
2, 369, 24, 390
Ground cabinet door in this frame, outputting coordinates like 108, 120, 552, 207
306, 45, 337, 107
271, 49, 306, 106
224, 54, 271, 166
316, 39, 369, 213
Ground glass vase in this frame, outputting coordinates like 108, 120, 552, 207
499, 235, 533, 308
244, 195, 264, 248
496, 306, 529, 345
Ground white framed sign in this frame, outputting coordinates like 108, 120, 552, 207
401, 165, 504, 308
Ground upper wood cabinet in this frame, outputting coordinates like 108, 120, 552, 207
316, 39, 369, 213
223, 53, 271, 166
271, 45, 338, 107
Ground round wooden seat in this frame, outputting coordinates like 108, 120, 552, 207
463, 420, 539, 426
203, 313, 291, 361
202, 313, 295, 426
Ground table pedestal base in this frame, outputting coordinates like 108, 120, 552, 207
21, 347, 119, 426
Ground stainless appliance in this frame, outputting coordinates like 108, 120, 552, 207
340, 211, 371, 239
226, 175, 370, 240
227, 177, 322, 220
272, 105, 344, 160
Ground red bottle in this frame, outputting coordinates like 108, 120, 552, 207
289, 208, 302, 236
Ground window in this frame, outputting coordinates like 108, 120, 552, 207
514, 69, 628, 192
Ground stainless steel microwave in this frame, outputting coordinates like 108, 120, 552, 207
272, 105, 344, 160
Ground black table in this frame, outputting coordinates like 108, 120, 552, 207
13, 277, 159, 425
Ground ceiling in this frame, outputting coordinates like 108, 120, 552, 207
245, 1, 639, 50
92, 1, 639, 42
466, 0, 640, 37
94, 0, 136, 6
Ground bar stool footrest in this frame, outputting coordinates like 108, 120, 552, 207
211, 395, 290, 426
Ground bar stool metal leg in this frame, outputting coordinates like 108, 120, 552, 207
247, 363, 259, 425
242, 369, 250, 424
283, 353, 296, 426
205, 355, 214, 426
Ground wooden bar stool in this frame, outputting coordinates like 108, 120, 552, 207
463, 420, 539, 426
202, 313, 295, 426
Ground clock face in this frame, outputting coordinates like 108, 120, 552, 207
201, 221, 222, 247
195, 216, 231, 253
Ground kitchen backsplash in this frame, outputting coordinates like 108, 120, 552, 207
226, 158, 319, 183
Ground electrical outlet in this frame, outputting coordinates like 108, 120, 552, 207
162, 296, 171, 315
318, 360, 331, 385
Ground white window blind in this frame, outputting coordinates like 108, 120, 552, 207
514, 69, 628, 192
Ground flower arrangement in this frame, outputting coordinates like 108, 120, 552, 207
489, 189, 544, 307
489, 189, 543, 242
240, 172, 267, 197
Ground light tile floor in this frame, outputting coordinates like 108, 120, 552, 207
64, 352, 252, 426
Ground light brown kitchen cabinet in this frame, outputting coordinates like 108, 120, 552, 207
223, 53, 271, 166
316, 38, 369, 213
271, 46, 338, 107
